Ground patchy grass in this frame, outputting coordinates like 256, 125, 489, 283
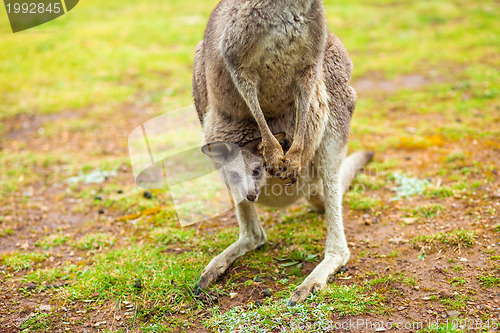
36, 234, 72, 249
448, 277, 466, 287
2, 252, 50, 271
366, 273, 416, 287
20, 313, 51, 331
411, 204, 444, 218
344, 192, 384, 211
0, 228, 14, 237
411, 230, 476, 249
477, 275, 500, 288
425, 186, 455, 198
440, 294, 470, 310
206, 284, 386, 332
73, 233, 116, 251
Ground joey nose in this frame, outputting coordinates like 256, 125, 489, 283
246, 193, 257, 202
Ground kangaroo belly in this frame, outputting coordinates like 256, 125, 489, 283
256, 177, 306, 208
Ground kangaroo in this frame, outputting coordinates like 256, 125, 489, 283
192, 0, 374, 304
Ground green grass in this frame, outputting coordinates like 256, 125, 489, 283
411, 204, 444, 218
344, 192, 384, 211
366, 273, 416, 287
440, 295, 470, 310
411, 230, 477, 249
448, 277, 466, 287
477, 275, 500, 288
73, 233, 116, 251
20, 313, 51, 331
2, 252, 50, 271
23, 242, 209, 325
425, 186, 455, 198
36, 234, 72, 249
206, 284, 386, 332
0, 228, 14, 237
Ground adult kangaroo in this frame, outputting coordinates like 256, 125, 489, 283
192, 0, 373, 304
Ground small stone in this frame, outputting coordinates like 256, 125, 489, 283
447, 310, 460, 317
98, 208, 105, 214
339, 266, 348, 273
372, 217, 379, 224
389, 237, 408, 245
405, 126, 416, 134
459, 258, 468, 262
402, 217, 417, 225
134, 279, 142, 289
397, 306, 406, 311
94, 196, 102, 201
39, 305, 51, 311
263, 289, 272, 297
255, 277, 262, 282
375, 327, 386, 332
117, 190, 123, 194
255, 300, 263, 307
229, 292, 237, 299
143, 191, 152, 199
27, 282, 37, 290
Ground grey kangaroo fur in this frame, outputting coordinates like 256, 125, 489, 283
192, 0, 374, 304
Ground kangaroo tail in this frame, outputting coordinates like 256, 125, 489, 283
339, 151, 374, 195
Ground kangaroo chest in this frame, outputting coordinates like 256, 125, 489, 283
253, 8, 313, 75
245, 6, 318, 112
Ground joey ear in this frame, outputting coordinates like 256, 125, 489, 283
201, 142, 235, 163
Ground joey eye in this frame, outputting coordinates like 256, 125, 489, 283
228, 171, 241, 182
252, 167, 262, 178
